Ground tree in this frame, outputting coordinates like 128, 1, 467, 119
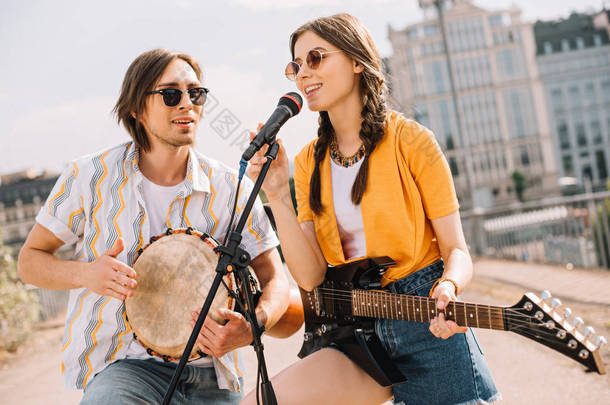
511, 171, 527, 202
0, 234, 40, 352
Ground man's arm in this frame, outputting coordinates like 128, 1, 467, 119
192, 246, 290, 357
249, 246, 290, 330
18, 223, 137, 300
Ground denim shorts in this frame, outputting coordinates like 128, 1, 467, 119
376, 260, 501, 405
80, 359, 243, 405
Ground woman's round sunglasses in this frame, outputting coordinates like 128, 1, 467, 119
285, 49, 341, 81
146, 87, 209, 107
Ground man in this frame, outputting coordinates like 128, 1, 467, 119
18, 48, 289, 404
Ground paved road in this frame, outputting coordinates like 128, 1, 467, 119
1, 260, 609, 404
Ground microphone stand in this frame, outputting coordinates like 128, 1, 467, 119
162, 141, 280, 405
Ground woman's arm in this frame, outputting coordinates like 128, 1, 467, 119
247, 137, 327, 291
428, 210, 471, 339
431, 210, 473, 295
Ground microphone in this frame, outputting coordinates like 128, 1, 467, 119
241, 92, 302, 161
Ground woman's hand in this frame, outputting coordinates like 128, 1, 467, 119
428, 281, 467, 339
246, 123, 291, 201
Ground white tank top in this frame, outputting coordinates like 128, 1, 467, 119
330, 157, 367, 260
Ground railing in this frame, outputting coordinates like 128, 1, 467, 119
462, 191, 610, 269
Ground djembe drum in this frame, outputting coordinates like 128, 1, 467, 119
125, 228, 237, 361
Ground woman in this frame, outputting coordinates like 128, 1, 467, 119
243, 13, 500, 405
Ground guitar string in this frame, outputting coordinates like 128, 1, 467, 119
312, 289, 578, 337
311, 291, 589, 349
314, 287, 555, 324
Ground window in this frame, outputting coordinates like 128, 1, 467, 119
576, 123, 587, 146
558, 123, 570, 150
569, 86, 581, 109
562, 155, 573, 175
576, 37, 585, 49
424, 24, 438, 38
584, 83, 595, 105
551, 88, 563, 111
407, 28, 418, 40
596, 150, 608, 180
449, 157, 459, 176
446, 136, 455, 150
602, 81, 610, 103
561, 39, 570, 52
594, 34, 602, 47
543, 41, 553, 54
591, 121, 602, 144
488, 13, 509, 27
520, 145, 530, 166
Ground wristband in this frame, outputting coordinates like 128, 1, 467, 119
428, 277, 459, 297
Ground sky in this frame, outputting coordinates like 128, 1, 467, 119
0, 0, 607, 175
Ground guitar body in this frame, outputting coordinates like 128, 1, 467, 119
298, 257, 407, 387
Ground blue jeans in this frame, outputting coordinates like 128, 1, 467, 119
80, 359, 243, 405
376, 260, 500, 405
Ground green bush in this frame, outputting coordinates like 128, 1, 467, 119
0, 244, 40, 352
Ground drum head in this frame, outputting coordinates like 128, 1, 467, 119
125, 232, 233, 358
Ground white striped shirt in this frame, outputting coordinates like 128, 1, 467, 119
37, 141, 278, 391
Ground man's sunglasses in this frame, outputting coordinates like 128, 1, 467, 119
285, 49, 341, 81
146, 87, 209, 107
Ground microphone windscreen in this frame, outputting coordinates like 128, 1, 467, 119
278, 92, 303, 116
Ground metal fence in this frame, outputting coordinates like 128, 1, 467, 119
28, 286, 69, 321
462, 190, 610, 269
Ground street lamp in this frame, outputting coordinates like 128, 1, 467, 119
417, 0, 476, 208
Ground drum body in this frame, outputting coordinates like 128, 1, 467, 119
125, 229, 235, 361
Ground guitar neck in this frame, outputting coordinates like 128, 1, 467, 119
351, 290, 507, 331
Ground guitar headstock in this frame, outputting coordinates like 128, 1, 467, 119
506, 290, 606, 374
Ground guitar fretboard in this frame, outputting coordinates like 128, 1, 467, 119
351, 290, 505, 330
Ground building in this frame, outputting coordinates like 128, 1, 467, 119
535, 10, 610, 191
387, 0, 559, 208
0, 170, 59, 249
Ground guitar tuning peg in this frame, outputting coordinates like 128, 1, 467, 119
596, 336, 607, 348
551, 298, 562, 309
584, 326, 595, 338
541, 290, 552, 301
564, 307, 572, 319
572, 317, 584, 329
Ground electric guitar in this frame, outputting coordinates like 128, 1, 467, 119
298, 257, 607, 387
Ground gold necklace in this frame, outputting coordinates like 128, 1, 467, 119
329, 138, 366, 167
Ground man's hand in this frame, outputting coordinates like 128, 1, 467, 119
191, 308, 253, 358
82, 237, 137, 300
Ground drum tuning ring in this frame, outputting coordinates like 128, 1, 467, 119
186, 227, 194, 235
165, 228, 173, 235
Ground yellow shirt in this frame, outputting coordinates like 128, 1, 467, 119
294, 111, 459, 286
